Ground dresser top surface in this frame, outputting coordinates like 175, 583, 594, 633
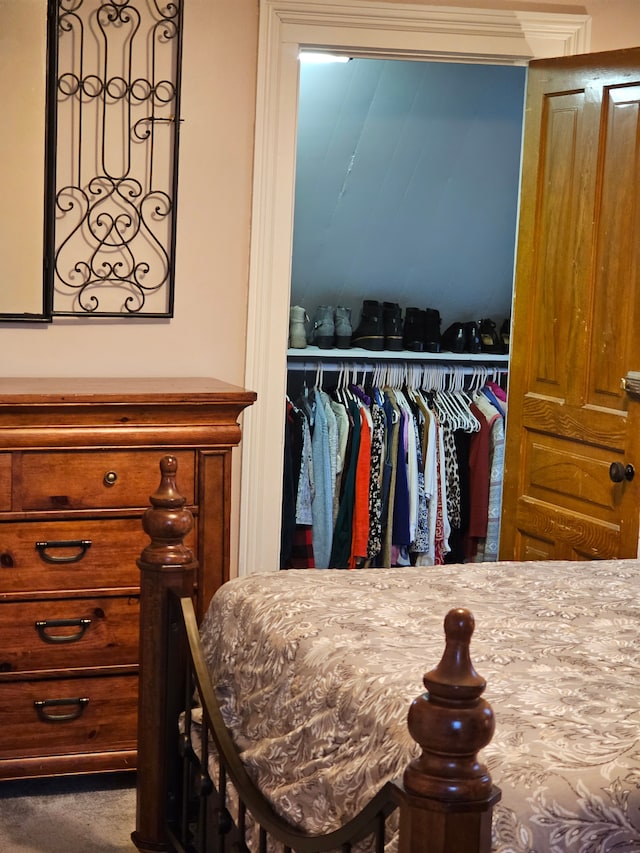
0, 377, 257, 405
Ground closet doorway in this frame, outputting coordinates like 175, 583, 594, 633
238, 0, 591, 576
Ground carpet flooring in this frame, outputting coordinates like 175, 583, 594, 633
0, 772, 136, 852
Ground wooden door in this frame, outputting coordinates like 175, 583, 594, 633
501, 48, 640, 561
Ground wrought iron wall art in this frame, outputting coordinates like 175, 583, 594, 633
53, 0, 183, 316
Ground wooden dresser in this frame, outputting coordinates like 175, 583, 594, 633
0, 377, 255, 781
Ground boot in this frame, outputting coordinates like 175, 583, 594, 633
310, 305, 335, 349
352, 300, 384, 351
334, 306, 352, 349
289, 305, 308, 349
424, 308, 442, 353
403, 307, 426, 352
383, 302, 403, 351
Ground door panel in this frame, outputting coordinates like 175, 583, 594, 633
501, 48, 640, 560
589, 85, 640, 408
525, 438, 621, 516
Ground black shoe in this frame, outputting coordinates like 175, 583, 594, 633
403, 307, 426, 352
424, 308, 442, 353
464, 321, 482, 354
352, 300, 384, 351
442, 322, 465, 353
383, 302, 404, 351
500, 318, 511, 353
479, 318, 501, 353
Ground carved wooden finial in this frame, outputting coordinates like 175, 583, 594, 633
403, 607, 495, 802
138, 455, 195, 569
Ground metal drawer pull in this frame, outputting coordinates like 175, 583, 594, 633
34, 697, 90, 723
103, 471, 118, 486
35, 539, 92, 564
35, 618, 92, 644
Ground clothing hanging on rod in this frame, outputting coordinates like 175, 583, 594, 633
281, 361, 507, 570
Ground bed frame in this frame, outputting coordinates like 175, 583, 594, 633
131, 455, 501, 852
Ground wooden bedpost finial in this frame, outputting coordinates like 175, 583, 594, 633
403, 607, 496, 803
139, 454, 195, 569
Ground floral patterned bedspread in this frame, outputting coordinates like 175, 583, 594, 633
199, 560, 640, 852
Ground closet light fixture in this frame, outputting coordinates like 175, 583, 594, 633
299, 51, 350, 64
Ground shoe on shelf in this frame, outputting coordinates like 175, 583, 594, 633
334, 306, 352, 349
351, 300, 384, 351
403, 307, 426, 352
383, 302, 404, 351
479, 318, 501, 353
424, 308, 442, 353
289, 305, 308, 349
500, 317, 511, 353
310, 305, 335, 349
464, 320, 482, 354
441, 322, 465, 353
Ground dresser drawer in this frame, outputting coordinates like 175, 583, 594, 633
0, 596, 139, 674
0, 517, 147, 594
0, 673, 138, 760
0, 453, 11, 511
18, 449, 195, 511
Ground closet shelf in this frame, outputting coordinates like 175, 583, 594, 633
287, 346, 509, 364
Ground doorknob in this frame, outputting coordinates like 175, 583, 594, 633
609, 462, 635, 483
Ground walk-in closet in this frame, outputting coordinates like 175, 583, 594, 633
281, 57, 524, 569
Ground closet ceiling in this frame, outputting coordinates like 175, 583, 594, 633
291, 59, 526, 329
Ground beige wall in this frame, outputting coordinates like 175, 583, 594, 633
1, 0, 637, 381
0, 0, 258, 387
1, 0, 638, 382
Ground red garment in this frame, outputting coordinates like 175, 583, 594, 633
349, 407, 371, 567
486, 380, 507, 402
285, 525, 315, 569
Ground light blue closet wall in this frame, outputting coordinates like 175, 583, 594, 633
291, 59, 526, 331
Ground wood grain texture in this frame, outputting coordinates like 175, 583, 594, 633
502, 48, 640, 560
0, 377, 254, 780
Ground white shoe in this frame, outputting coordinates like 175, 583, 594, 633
289, 306, 308, 348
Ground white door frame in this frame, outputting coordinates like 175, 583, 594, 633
239, 0, 590, 575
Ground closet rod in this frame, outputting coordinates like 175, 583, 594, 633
288, 361, 508, 392
287, 360, 508, 375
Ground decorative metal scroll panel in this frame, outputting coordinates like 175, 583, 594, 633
53, 0, 182, 316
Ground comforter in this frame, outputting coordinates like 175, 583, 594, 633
200, 560, 640, 852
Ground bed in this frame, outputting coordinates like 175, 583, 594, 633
131, 456, 640, 853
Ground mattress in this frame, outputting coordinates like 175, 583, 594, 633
199, 560, 640, 852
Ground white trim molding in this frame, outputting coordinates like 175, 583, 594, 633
239, 0, 591, 575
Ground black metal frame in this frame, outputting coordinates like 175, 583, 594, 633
166, 591, 395, 853
51, 0, 183, 317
